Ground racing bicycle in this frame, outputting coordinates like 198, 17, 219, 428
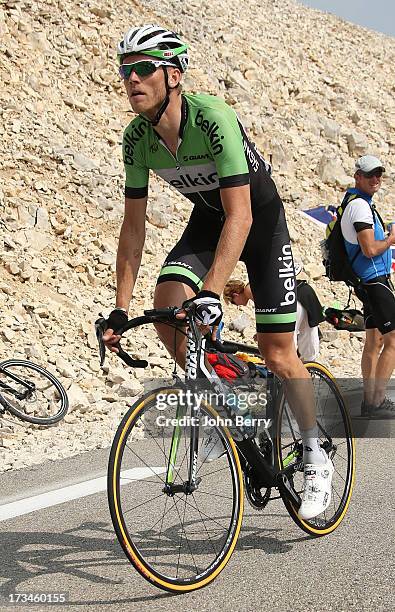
95, 305, 355, 593
0, 359, 68, 425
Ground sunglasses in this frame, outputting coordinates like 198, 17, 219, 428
360, 169, 384, 178
118, 60, 177, 80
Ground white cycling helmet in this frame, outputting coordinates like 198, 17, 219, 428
117, 24, 189, 73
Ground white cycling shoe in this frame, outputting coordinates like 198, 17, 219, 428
298, 455, 334, 520
200, 428, 225, 463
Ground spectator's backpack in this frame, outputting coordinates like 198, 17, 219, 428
321, 192, 362, 287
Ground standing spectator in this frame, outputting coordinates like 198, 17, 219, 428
340, 155, 395, 417
223, 260, 325, 362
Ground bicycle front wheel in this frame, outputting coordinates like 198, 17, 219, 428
0, 359, 69, 425
108, 387, 244, 593
276, 362, 355, 536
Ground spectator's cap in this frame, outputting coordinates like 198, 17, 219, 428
294, 259, 303, 276
355, 155, 385, 174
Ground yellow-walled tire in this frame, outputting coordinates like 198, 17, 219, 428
108, 387, 244, 592
276, 363, 355, 536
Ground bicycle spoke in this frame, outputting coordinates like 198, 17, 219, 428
334, 440, 350, 447
195, 489, 234, 501
197, 465, 235, 478
119, 478, 163, 485
284, 407, 299, 442
173, 493, 230, 533
281, 439, 300, 452
333, 466, 346, 483
333, 451, 349, 463
145, 419, 172, 462
331, 482, 343, 502
124, 443, 167, 484
176, 495, 188, 578
121, 492, 165, 515
142, 493, 185, 535
154, 497, 169, 566
171, 493, 199, 575
191, 492, 219, 555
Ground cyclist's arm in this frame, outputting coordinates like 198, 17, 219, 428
202, 184, 252, 294
357, 226, 395, 258
197, 103, 253, 294
115, 196, 148, 312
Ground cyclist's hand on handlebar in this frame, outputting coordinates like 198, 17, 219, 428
178, 290, 223, 340
102, 308, 128, 353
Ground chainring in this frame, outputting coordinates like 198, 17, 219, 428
244, 468, 271, 511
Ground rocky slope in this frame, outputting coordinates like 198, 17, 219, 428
0, 0, 394, 471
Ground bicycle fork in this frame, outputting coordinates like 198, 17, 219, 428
163, 328, 203, 496
163, 400, 202, 496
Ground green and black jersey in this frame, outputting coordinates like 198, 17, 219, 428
122, 93, 296, 333
123, 93, 277, 214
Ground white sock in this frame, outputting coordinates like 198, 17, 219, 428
301, 425, 326, 465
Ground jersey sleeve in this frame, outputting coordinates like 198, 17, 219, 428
347, 199, 374, 228
123, 121, 149, 199
201, 107, 249, 188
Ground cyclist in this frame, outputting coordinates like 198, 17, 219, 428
103, 24, 333, 520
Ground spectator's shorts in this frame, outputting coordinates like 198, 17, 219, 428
356, 276, 395, 334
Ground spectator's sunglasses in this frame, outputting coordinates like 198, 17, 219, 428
119, 60, 177, 80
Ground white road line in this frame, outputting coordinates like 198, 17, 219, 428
0, 467, 165, 522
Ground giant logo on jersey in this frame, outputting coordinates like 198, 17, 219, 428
182, 153, 211, 162
155, 163, 219, 193
195, 110, 224, 155
123, 119, 149, 165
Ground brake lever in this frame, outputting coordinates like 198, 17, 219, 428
115, 343, 148, 368
95, 317, 107, 366
94, 315, 148, 369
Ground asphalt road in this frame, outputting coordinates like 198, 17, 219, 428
0, 438, 393, 612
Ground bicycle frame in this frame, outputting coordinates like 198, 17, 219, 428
95, 307, 302, 505
0, 368, 35, 401
163, 317, 297, 500
164, 317, 217, 494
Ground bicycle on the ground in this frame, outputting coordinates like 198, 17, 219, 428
0, 359, 68, 425
96, 304, 355, 593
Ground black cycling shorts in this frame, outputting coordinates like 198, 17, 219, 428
157, 194, 297, 333
356, 277, 395, 335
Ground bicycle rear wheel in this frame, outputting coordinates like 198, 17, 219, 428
108, 387, 244, 592
0, 359, 68, 425
276, 362, 355, 536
